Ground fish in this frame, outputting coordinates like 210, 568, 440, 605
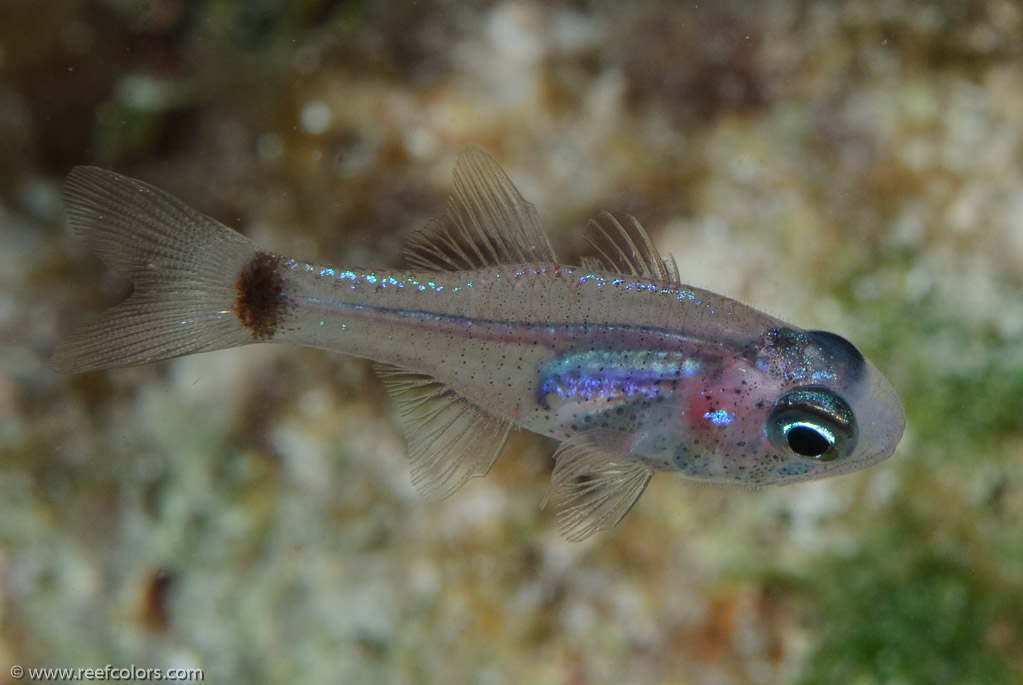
52, 147, 906, 541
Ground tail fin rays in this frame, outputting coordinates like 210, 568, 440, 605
52, 167, 258, 373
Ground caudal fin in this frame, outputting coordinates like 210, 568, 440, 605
52, 167, 260, 373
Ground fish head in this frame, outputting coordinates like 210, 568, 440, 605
660, 327, 905, 485
741, 327, 904, 484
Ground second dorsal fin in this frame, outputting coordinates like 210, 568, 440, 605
584, 211, 681, 283
404, 146, 558, 271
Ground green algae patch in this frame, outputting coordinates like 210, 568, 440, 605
794, 510, 1023, 685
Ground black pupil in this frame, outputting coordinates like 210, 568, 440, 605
787, 425, 831, 457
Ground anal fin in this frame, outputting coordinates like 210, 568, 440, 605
375, 364, 513, 500
541, 431, 654, 542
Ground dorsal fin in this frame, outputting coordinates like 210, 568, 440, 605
374, 363, 513, 500
404, 146, 557, 271
584, 211, 680, 283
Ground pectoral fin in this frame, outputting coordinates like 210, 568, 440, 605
541, 432, 653, 542
375, 364, 513, 500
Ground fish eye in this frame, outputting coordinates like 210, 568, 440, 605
766, 387, 857, 461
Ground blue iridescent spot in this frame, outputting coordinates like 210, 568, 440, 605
703, 409, 734, 426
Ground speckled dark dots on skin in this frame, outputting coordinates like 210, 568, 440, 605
235, 251, 288, 340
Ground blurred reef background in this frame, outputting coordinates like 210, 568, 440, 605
2, 0, 1023, 683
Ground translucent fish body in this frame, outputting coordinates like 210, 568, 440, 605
53, 148, 905, 540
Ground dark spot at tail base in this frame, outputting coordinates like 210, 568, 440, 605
236, 251, 288, 340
